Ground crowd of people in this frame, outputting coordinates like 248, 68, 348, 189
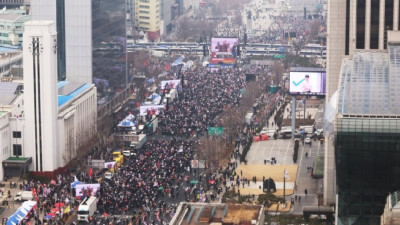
97, 140, 197, 223
158, 67, 246, 137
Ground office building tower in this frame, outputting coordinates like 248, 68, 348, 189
327, 0, 400, 224
22, 20, 97, 172
30, 0, 92, 83
92, 0, 127, 95
325, 0, 400, 205
31, 0, 127, 97
135, 0, 161, 41
23, 21, 58, 171
160, 0, 172, 35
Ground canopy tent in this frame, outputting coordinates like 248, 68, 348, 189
125, 113, 135, 121
70, 181, 82, 188
172, 56, 184, 66
118, 120, 136, 127
149, 93, 160, 99
7, 200, 37, 225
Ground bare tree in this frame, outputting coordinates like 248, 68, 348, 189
308, 19, 321, 41
271, 61, 284, 85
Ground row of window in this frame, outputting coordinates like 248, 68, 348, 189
139, 0, 149, 3
139, 22, 150, 25
139, 5, 150, 9
139, 10, 149, 14
139, 16, 150, 19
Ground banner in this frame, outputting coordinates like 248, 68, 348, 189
139, 105, 165, 116
191, 160, 206, 168
160, 80, 181, 89
104, 162, 116, 169
75, 184, 101, 197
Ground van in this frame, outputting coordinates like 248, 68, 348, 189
14, 191, 33, 201
104, 172, 113, 180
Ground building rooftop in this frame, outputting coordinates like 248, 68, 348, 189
0, 82, 19, 105
337, 45, 400, 115
58, 81, 92, 107
170, 203, 263, 225
0, 13, 29, 22
0, 46, 19, 53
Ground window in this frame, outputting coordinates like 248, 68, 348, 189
13, 144, 22, 156
139, 10, 149, 14
13, 131, 21, 138
139, 5, 149, 9
139, 16, 150, 19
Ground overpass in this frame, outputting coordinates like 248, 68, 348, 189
97, 85, 134, 121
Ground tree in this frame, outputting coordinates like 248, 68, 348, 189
198, 136, 227, 173
271, 61, 284, 85
308, 19, 321, 41
132, 50, 150, 76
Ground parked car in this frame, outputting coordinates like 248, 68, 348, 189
305, 137, 312, 145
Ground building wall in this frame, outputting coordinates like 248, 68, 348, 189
64, 0, 92, 84
335, 117, 400, 224
160, 0, 171, 35
31, 0, 92, 83
135, 0, 160, 32
0, 52, 23, 78
58, 85, 97, 167
0, 113, 11, 180
325, 0, 347, 206
0, 15, 30, 47
23, 21, 58, 171
92, 0, 127, 95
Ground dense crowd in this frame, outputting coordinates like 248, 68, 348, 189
97, 140, 197, 222
158, 67, 246, 137
249, 14, 309, 44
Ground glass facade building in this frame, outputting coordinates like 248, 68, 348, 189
92, 0, 127, 97
335, 36, 400, 225
336, 117, 400, 225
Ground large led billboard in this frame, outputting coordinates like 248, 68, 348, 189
210, 37, 238, 64
289, 72, 326, 95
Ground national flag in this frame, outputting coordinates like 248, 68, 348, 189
284, 169, 290, 180
88, 167, 93, 177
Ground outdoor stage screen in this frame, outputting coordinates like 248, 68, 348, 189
289, 71, 326, 96
210, 37, 238, 64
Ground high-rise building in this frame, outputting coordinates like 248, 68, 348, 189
30, 0, 92, 83
327, 0, 399, 100
326, 0, 400, 224
23, 21, 58, 171
160, 0, 172, 35
31, 0, 127, 97
135, 0, 161, 41
22, 21, 98, 172
92, 0, 127, 96
325, 0, 400, 205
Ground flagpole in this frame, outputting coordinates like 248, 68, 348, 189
283, 169, 286, 201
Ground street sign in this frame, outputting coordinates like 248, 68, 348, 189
208, 127, 223, 135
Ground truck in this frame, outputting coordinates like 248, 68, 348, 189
300, 125, 314, 134
129, 134, 147, 149
77, 196, 97, 222
14, 191, 33, 201
112, 150, 124, 168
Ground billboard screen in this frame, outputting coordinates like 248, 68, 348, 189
210, 37, 238, 64
289, 72, 326, 95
